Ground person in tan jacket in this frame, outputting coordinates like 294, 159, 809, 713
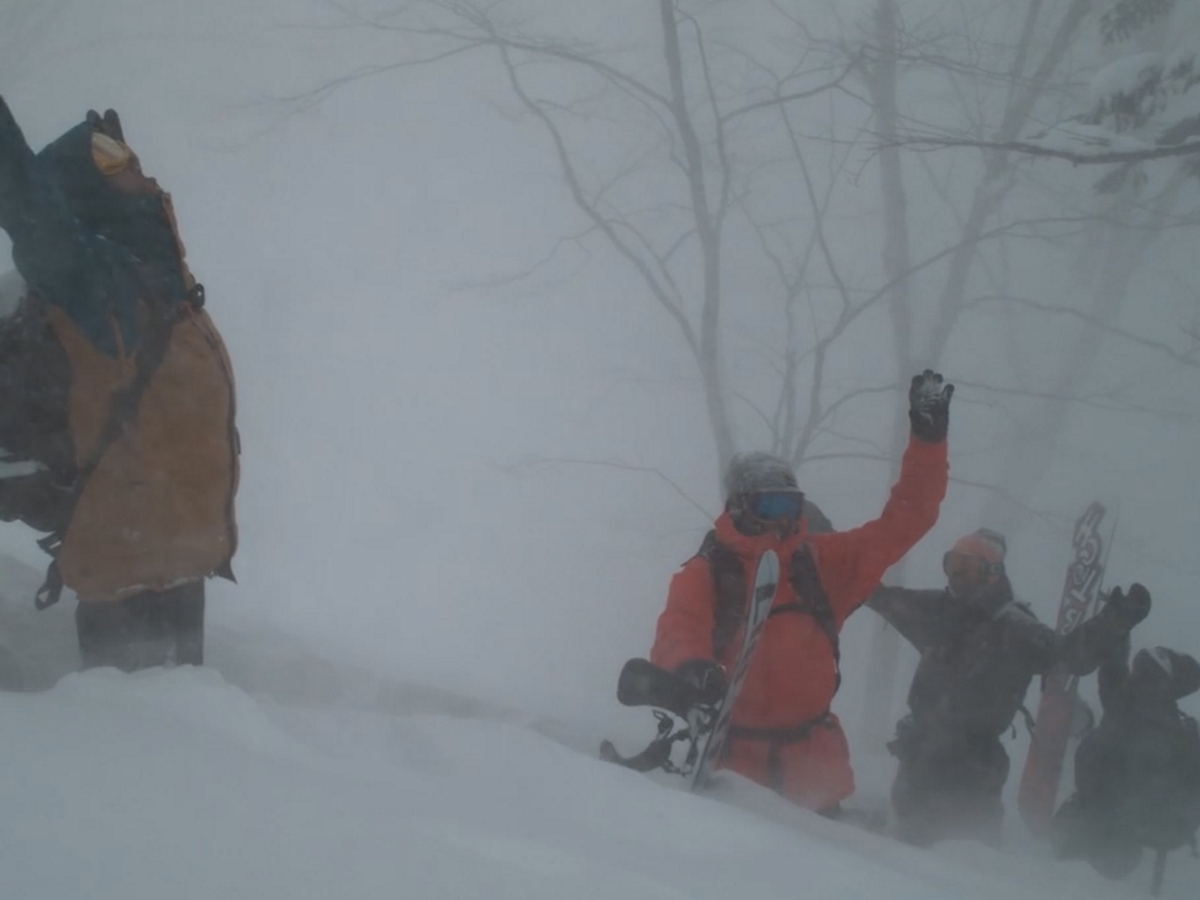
0, 96, 238, 670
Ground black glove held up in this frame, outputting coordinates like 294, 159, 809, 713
1104, 583, 1151, 631
908, 369, 954, 443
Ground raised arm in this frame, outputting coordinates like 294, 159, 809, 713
1096, 632, 1132, 715
866, 586, 957, 654
0, 98, 141, 358
807, 372, 951, 619
810, 436, 948, 619
0, 98, 91, 294
1011, 584, 1150, 679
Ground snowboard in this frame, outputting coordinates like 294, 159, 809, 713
1018, 502, 1114, 834
600, 549, 780, 788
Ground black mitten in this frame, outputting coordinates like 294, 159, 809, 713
1103, 583, 1151, 631
908, 369, 954, 443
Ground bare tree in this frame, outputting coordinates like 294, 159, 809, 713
293, 0, 1196, 513
290, 4, 1200, 762
293, 0, 909, 498
832, 0, 1200, 739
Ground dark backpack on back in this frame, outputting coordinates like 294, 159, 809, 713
1130, 710, 1200, 850
694, 530, 841, 691
1079, 707, 1200, 851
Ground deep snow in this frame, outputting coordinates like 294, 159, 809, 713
0, 568, 1193, 900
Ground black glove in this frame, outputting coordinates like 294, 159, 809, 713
1102, 583, 1151, 631
673, 659, 728, 706
908, 369, 954, 443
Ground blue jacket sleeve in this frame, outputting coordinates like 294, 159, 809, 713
0, 98, 138, 357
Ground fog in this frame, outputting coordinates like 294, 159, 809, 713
2, 0, 1198, 760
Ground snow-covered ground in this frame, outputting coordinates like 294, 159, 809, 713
0, 665, 1184, 900
0, 557, 1194, 900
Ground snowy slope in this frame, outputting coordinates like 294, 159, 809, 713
0, 552, 1191, 899
0, 660, 1190, 900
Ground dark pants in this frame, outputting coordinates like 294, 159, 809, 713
1053, 792, 1144, 878
889, 722, 1009, 847
75, 581, 205, 672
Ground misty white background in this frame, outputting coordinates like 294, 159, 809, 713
1, 0, 1197, 752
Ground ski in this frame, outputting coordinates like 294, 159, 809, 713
600, 550, 780, 788
689, 549, 779, 790
1018, 502, 1115, 834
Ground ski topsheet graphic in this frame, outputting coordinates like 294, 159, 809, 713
1018, 502, 1114, 834
600, 550, 780, 789
689, 549, 778, 790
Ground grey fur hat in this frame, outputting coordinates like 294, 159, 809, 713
723, 452, 798, 499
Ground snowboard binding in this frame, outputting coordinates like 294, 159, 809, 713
600, 550, 781, 789
599, 658, 717, 776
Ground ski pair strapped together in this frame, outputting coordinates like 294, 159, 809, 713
691, 547, 779, 789
1018, 501, 1115, 833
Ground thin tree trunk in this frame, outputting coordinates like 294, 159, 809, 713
658, 0, 735, 479
860, 0, 916, 752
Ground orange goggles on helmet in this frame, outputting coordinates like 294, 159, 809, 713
942, 551, 1000, 582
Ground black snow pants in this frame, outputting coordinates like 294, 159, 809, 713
889, 719, 1009, 847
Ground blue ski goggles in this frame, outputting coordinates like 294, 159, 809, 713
746, 490, 805, 522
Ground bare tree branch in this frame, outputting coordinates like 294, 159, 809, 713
719, 55, 862, 125
970, 294, 1200, 369
892, 133, 1200, 166
493, 42, 700, 361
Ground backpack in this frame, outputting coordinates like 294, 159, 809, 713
694, 531, 841, 691
1079, 707, 1200, 851
1130, 710, 1200, 850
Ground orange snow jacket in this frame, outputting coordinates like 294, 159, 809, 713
650, 437, 948, 811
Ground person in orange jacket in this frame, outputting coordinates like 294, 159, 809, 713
650, 370, 952, 814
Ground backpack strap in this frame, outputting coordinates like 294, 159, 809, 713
696, 530, 747, 662
728, 712, 835, 744
783, 544, 841, 693
696, 535, 841, 781
729, 712, 837, 792
698, 534, 839, 692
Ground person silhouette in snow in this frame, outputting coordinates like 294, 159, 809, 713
1054, 640, 1200, 878
867, 532, 1150, 846
0, 96, 239, 671
649, 370, 952, 815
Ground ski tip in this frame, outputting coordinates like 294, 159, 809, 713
759, 549, 780, 576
